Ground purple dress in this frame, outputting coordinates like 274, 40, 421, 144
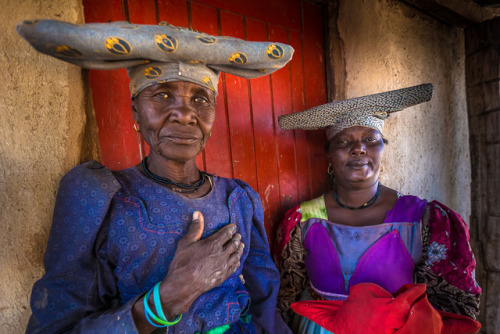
276, 194, 480, 333
303, 195, 426, 301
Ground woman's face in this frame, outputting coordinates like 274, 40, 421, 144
132, 81, 216, 163
328, 126, 384, 186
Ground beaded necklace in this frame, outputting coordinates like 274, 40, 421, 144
334, 182, 382, 210
141, 158, 209, 194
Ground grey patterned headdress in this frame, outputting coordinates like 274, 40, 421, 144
17, 20, 294, 97
278, 83, 434, 140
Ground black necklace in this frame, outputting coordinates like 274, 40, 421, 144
334, 182, 382, 210
141, 158, 208, 193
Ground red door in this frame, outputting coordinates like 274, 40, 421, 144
82, 0, 328, 247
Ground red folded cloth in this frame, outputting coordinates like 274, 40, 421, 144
291, 283, 480, 334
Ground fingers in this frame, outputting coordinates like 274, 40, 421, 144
223, 233, 243, 252
233, 240, 245, 260
227, 253, 243, 275
206, 223, 237, 246
224, 236, 244, 270
208, 244, 243, 286
183, 211, 205, 242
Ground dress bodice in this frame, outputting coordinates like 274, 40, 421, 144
300, 195, 427, 299
27, 162, 285, 333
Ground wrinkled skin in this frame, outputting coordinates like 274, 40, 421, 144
130, 82, 244, 333
131, 81, 215, 166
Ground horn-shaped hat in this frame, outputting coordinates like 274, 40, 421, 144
17, 19, 294, 97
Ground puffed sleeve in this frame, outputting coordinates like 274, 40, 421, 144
234, 180, 291, 334
26, 161, 140, 333
414, 200, 481, 319
276, 207, 308, 325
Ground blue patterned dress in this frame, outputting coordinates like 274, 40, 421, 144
27, 161, 287, 334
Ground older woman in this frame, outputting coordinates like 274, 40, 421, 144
17, 20, 293, 333
274, 84, 481, 333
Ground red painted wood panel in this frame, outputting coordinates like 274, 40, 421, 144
191, 2, 219, 35
191, 3, 232, 178
127, 0, 158, 163
269, 25, 298, 211
246, 18, 281, 244
302, 2, 328, 198
127, 0, 157, 24
220, 11, 258, 191
289, 29, 312, 203
83, 0, 136, 170
193, 0, 301, 31
83, 0, 123, 22
157, 0, 189, 27
83, 0, 328, 246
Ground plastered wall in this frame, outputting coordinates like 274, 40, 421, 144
0, 0, 97, 331
331, 0, 471, 220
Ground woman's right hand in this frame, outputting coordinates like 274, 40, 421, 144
159, 211, 244, 318
132, 211, 244, 332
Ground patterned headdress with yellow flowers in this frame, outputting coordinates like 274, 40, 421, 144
17, 20, 294, 97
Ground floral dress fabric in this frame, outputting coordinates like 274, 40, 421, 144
275, 194, 480, 332
26, 161, 288, 334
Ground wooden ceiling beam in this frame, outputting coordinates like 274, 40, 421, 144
401, 0, 500, 27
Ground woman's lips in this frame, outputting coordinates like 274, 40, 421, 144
347, 161, 369, 168
163, 134, 199, 144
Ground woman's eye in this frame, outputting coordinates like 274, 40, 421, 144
366, 137, 376, 142
157, 92, 169, 99
194, 96, 209, 104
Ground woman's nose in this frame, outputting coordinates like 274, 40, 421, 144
350, 141, 366, 155
169, 100, 197, 124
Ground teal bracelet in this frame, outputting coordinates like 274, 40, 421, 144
153, 282, 182, 325
143, 289, 167, 327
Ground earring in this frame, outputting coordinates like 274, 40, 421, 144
134, 122, 144, 161
328, 163, 336, 190
327, 163, 334, 175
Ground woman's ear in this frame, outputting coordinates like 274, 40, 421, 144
131, 99, 139, 122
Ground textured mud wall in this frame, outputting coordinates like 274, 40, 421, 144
0, 0, 99, 332
465, 17, 500, 333
331, 0, 471, 220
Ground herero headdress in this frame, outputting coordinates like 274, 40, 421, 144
16, 19, 294, 97
278, 83, 434, 140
